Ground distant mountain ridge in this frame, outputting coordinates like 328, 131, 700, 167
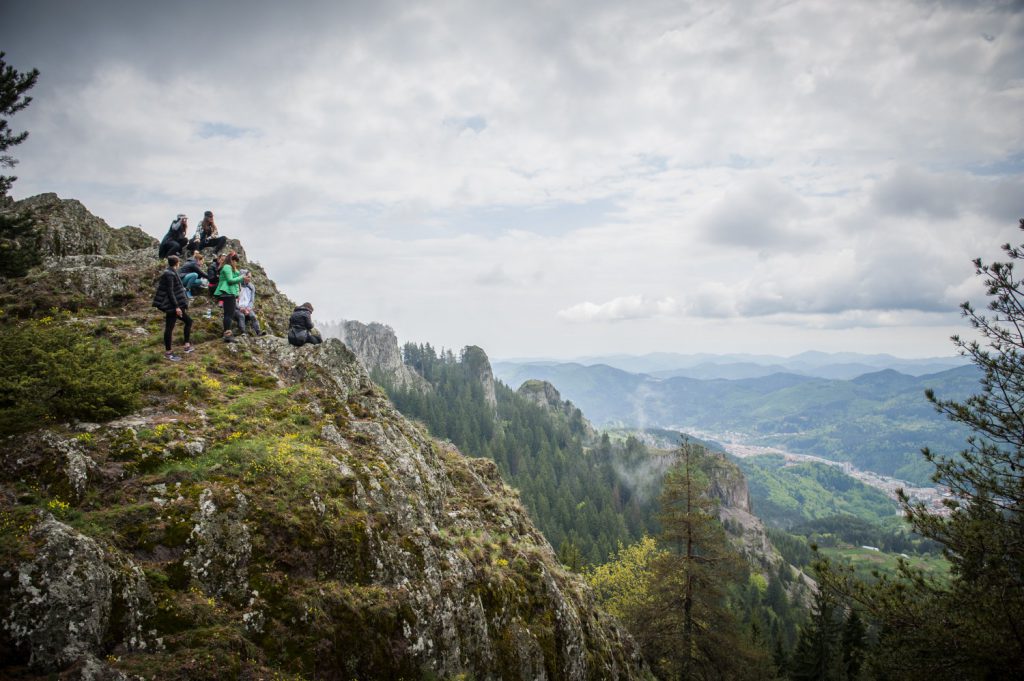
498, 351, 970, 381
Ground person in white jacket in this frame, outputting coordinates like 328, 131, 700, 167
234, 272, 264, 336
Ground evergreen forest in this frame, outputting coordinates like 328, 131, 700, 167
379, 342, 661, 566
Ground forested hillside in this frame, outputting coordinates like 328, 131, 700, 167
494, 361, 981, 484
379, 343, 661, 565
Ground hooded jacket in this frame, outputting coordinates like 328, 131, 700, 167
238, 281, 256, 311
288, 306, 315, 346
152, 268, 189, 312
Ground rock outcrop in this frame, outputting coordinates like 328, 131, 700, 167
2, 518, 153, 672
705, 452, 777, 569
335, 320, 430, 392
0, 193, 295, 334
461, 345, 498, 412
518, 379, 597, 440
0, 194, 646, 680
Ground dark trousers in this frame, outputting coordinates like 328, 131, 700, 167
234, 310, 261, 335
164, 309, 192, 351
221, 295, 237, 333
159, 237, 189, 259
190, 235, 227, 255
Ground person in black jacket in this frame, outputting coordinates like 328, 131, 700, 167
288, 302, 322, 347
178, 252, 207, 297
158, 214, 189, 259
152, 255, 194, 361
188, 210, 228, 255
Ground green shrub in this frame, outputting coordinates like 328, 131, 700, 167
0, 316, 143, 434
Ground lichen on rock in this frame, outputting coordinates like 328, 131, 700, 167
2, 517, 152, 672
184, 486, 252, 603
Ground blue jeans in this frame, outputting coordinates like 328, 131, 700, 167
181, 272, 204, 293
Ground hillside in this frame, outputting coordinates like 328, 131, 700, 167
493, 360, 979, 484
0, 195, 646, 680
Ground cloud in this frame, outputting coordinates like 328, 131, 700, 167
700, 174, 818, 251
558, 295, 679, 323
0, 0, 1020, 358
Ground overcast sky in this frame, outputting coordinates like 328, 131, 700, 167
2, 0, 1022, 359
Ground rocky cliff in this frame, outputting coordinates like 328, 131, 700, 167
461, 346, 498, 413
333, 320, 430, 393
0, 194, 647, 680
517, 380, 597, 440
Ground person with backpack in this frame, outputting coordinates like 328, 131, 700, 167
213, 251, 244, 343
189, 210, 227, 255
234, 271, 265, 336
152, 254, 194, 361
178, 251, 208, 298
288, 302, 323, 347
158, 214, 189, 259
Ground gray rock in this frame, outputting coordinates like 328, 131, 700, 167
334, 320, 431, 392
2, 517, 152, 672
185, 486, 252, 602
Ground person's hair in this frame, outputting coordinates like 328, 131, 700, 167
301, 302, 314, 312
228, 251, 239, 263
194, 252, 204, 262
167, 255, 180, 268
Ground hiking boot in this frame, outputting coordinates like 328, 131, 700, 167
164, 353, 182, 362
183, 344, 195, 354
223, 333, 236, 344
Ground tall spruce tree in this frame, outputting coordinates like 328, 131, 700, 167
0, 52, 40, 277
642, 439, 771, 680
818, 219, 1024, 679
0, 52, 39, 201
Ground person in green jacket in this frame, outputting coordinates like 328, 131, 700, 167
213, 250, 244, 343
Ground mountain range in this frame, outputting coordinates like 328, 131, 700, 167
492, 360, 981, 485
497, 351, 970, 381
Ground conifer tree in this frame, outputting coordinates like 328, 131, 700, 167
0, 52, 39, 201
818, 219, 1024, 679
642, 439, 771, 680
789, 590, 842, 681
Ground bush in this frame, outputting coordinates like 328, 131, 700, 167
0, 315, 142, 434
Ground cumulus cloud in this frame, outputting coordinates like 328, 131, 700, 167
558, 296, 679, 323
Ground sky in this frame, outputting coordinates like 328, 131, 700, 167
2, 0, 1022, 359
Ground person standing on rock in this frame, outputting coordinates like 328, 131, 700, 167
189, 210, 227, 255
213, 250, 244, 343
158, 214, 189, 259
152, 254, 194, 360
288, 302, 322, 347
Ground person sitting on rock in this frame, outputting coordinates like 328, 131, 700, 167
234, 271, 265, 336
288, 302, 323, 347
152, 254, 194, 361
178, 251, 208, 298
189, 210, 228, 255
158, 214, 189, 259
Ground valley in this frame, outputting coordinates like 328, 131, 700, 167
693, 430, 950, 515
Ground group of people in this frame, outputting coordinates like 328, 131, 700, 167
157, 210, 228, 259
152, 211, 322, 361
